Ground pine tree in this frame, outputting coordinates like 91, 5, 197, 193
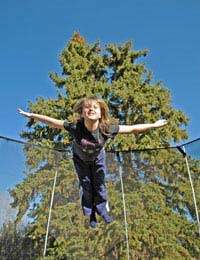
9, 33, 200, 259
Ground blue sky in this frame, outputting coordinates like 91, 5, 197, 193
1, 0, 200, 142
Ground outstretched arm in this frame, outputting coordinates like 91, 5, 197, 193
118, 119, 168, 134
18, 108, 64, 129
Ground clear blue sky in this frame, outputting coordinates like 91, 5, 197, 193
1, 0, 200, 142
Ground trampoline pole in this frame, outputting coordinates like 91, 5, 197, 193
43, 153, 60, 259
117, 152, 130, 260
183, 146, 200, 236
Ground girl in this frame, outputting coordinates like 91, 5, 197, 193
18, 97, 167, 228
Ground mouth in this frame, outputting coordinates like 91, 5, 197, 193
88, 112, 96, 116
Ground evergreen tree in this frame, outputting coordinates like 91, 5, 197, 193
0, 222, 39, 259
9, 33, 200, 259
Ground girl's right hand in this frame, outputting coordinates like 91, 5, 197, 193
18, 108, 32, 118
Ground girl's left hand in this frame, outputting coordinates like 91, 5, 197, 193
154, 119, 168, 128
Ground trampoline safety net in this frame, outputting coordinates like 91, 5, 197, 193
0, 136, 200, 260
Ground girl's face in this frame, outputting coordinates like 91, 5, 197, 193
82, 100, 101, 121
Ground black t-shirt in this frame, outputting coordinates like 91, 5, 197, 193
63, 119, 119, 161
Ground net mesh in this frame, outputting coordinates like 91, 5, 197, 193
0, 136, 200, 259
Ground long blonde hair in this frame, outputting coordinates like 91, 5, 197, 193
73, 97, 110, 134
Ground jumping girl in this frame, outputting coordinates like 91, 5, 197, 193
18, 97, 167, 228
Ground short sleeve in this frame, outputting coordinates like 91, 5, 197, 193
63, 120, 70, 131
105, 124, 119, 138
63, 121, 76, 136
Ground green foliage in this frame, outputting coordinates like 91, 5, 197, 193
0, 222, 41, 259
8, 33, 200, 259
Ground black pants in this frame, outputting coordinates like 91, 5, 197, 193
72, 149, 108, 216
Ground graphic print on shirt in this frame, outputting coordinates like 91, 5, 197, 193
80, 138, 104, 153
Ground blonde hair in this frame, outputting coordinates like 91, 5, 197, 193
73, 97, 110, 134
